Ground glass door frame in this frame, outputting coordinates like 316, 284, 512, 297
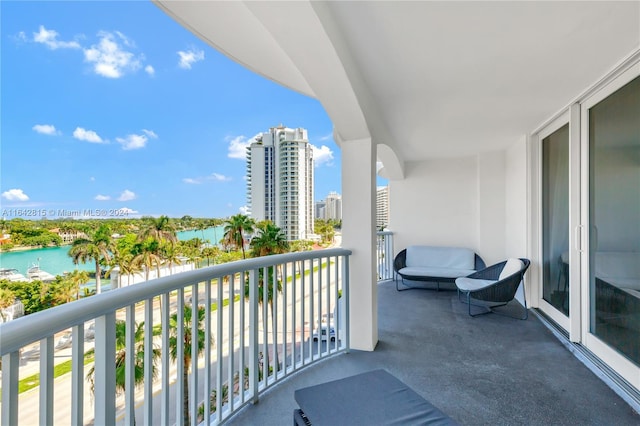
532, 111, 575, 333
580, 61, 640, 389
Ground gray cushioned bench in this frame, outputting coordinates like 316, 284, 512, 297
394, 245, 485, 291
294, 369, 458, 425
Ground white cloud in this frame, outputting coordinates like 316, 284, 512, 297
239, 206, 250, 215
227, 134, 259, 159
145, 65, 155, 76
118, 207, 139, 215
318, 132, 334, 142
116, 131, 154, 150
33, 25, 80, 50
2, 189, 30, 202
211, 173, 231, 182
73, 127, 104, 143
183, 172, 232, 184
84, 31, 142, 78
90, 177, 96, 182
117, 190, 136, 201
177, 48, 204, 69
32, 124, 60, 135
312, 145, 334, 167
142, 129, 158, 139
15, 31, 28, 43
95, 194, 110, 201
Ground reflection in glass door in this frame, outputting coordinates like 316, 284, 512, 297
588, 75, 640, 366
542, 124, 570, 316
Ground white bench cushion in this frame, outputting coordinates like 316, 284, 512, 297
405, 246, 475, 270
400, 266, 476, 279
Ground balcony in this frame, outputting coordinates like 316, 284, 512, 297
2, 233, 638, 424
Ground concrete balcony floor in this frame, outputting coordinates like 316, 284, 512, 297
229, 280, 640, 425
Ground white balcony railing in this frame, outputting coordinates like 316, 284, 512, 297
0, 248, 351, 425
376, 231, 394, 281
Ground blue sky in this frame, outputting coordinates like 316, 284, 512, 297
0, 1, 346, 220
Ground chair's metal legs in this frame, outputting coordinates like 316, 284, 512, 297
459, 291, 528, 320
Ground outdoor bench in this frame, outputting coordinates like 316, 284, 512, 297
394, 245, 485, 291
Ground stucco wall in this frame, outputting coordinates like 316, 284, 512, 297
389, 146, 528, 266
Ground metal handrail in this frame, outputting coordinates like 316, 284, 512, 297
0, 248, 350, 355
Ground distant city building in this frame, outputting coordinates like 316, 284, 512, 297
324, 192, 342, 221
315, 200, 326, 220
315, 192, 342, 221
48, 228, 87, 244
246, 125, 314, 241
377, 186, 389, 230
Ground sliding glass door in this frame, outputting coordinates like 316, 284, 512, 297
586, 75, 640, 368
542, 124, 570, 317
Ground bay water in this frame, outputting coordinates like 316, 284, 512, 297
0, 226, 225, 286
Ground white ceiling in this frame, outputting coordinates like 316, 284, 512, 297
155, 1, 639, 172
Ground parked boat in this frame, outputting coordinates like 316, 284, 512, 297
0, 268, 29, 282
27, 263, 56, 282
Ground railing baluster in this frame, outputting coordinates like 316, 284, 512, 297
94, 312, 116, 425
344, 256, 351, 351
238, 273, 245, 405
273, 262, 278, 380
292, 261, 297, 370
311, 258, 317, 359
262, 266, 269, 387
301, 259, 306, 366
248, 268, 259, 404
282, 261, 288, 374
190, 283, 199, 426
161, 292, 170, 425
204, 279, 212, 425
71, 324, 84, 426
1, 352, 19, 425
145, 298, 154, 425
334, 256, 341, 349
216, 276, 223, 420
327, 256, 333, 353
125, 305, 135, 425
39, 335, 54, 426
176, 288, 185, 426
228, 273, 235, 412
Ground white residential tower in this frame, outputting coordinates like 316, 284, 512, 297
246, 125, 314, 241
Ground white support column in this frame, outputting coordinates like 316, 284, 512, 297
341, 137, 378, 351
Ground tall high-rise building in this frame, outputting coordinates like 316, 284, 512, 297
376, 186, 389, 230
325, 191, 342, 221
246, 125, 314, 241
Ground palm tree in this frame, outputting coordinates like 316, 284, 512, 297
223, 214, 255, 259
68, 224, 114, 294
51, 277, 77, 305
67, 270, 90, 300
246, 222, 289, 371
161, 305, 211, 425
87, 320, 160, 425
196, 221, 208, 242
161, 241, 183, 275
132, 240, 163, 281
140, 215, 177, 243
250, 222, 289, 258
